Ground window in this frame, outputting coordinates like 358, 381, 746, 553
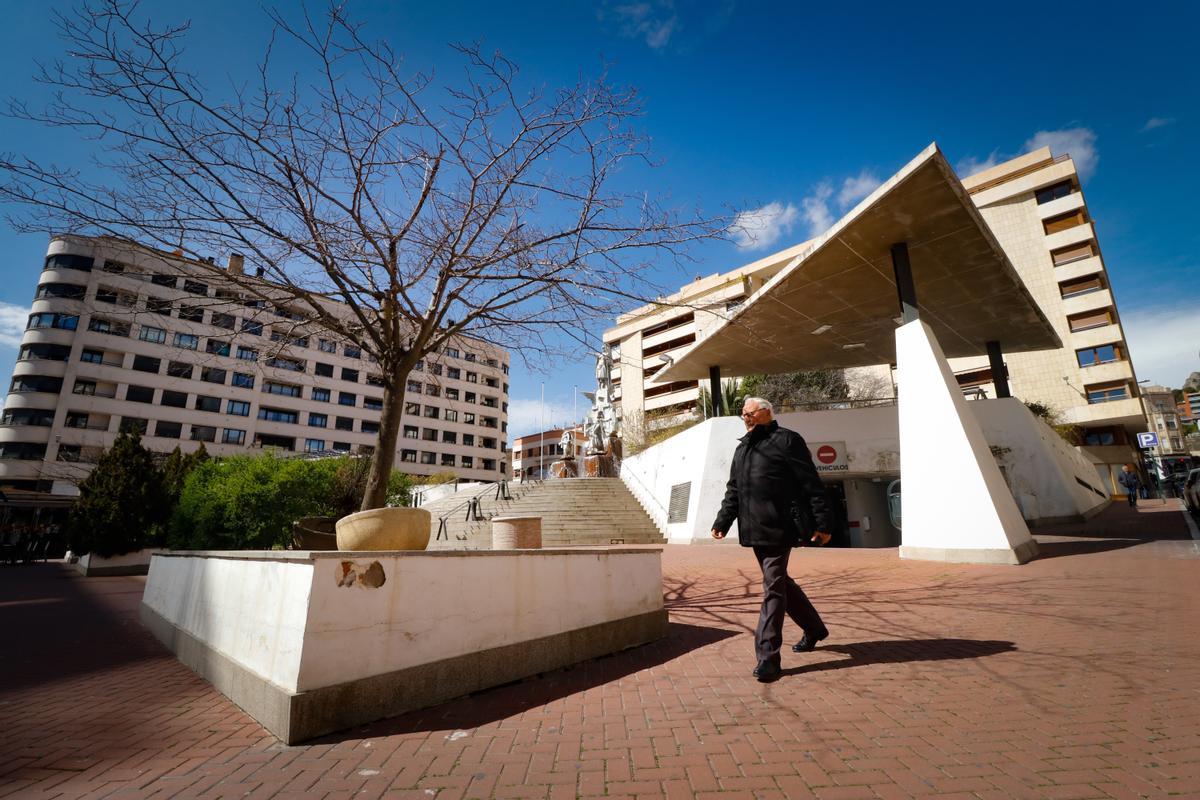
401, 449, 417, 463
126, 385, 155, 404
403, 425, 418, 439
335, 416, 354, 431
146, 297, 172, 316
425, 384, 440, 397
318, 338, 337, 353
211, 313, 235, 330
444, 409, 458, 423
363, 397, 382, 411
339, 392, 356, 406
227, 400, 251, 417
445, 388, 460, 401
206, 340, 231, 357
1060, 274, 1104, 298
154, 420, 182, 439
361, 421, 380, 434
256, 434, 296, 451
422, 428, 438, 441
404, 402, 420, 415
73, 379, 97, 396
264, 356, 304, 371
343, 345, 361, 358
413, 360, 424, 371
232, 372, 255, 389
195, 395, 221, 413
462, 433, 475, 446
423, 406, 439, 419
332, 441, 351, 453
236, 345, 258, 361
222, 428, 246, 445
1077, 344, 1122, 367
19, 343, 72, 362
258, 407, 299, 424
244, 298, 266, 310
201, 367, 227, 385
0, 442, 48, 460
445, 347, 460, 359
429, 364, 443, 377
484, 377, 498, 388
34, 282, 86, 300
1085, 381, 1129, 405
2, 408, 55, 427
190, 425, 217, 442
312, 388, 331, 402
1043, 209, 1088, 235
151, 274, 177, 287
485, 358, 498, 368
1051, 241, 1095, 266
132, 355, 161, 374
1035, 180, 1075, 205
407, 380, 422, 392
482, 459, 496, 471
315, 362, 334, 378
174, 332, 199, 350
43, 253, 94, 272
241, 319, 263, 336
461, 456, 474, 468
308, 413, 328, 428
367, 374, 385, 387
466, 372, 478, 383
80, 349, 104, 364
482, 437, 497, 449
464, 352, 476, 363
442, 430, 457, 444
441, 454, 456, 467
464, 413, 475, 424
447, 367, 461, 380
161, 390, 188, 408
481, 396, 498, 408
1067, 308, 1114, 333
120, 417, 150, 435
183, 279, 208, 296
166, 361, 192, 379
420, 452, 436, 465
264, 381, 302, 398
305, 438, 326, 453
465, 392, 477, 404
481, 416, 498, 428
341, 368, 359, 383
178, 305, 204, 323
87, 317, 128, 336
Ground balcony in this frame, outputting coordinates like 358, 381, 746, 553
1036, 191, 1085, 221
1044, 223, 1095, 253
1061, 288, 1113, 318
1053, 255, 1104, 283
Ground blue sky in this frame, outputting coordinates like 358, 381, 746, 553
1, 1, 1197, 438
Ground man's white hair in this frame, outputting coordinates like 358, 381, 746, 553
744, 396, 773, 414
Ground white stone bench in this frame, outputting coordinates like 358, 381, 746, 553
140, 547, 667, 743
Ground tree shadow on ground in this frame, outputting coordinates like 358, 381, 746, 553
311, 621, 737, 742
782, 638, 1015, 677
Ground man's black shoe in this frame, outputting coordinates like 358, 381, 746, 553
792, 628, 829, 653
753, 659, 781, 682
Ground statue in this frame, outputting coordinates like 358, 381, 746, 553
558, 429, 575, 459
550, 345, 623, 479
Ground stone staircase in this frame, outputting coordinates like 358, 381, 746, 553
420, 478, 667, 550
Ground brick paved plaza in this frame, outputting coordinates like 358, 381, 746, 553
2, 500, 1198, 799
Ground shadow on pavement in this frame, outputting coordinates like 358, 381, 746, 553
783, 637, 1016, 676
1032, 537, 1144, 560
312, 621, 737, 741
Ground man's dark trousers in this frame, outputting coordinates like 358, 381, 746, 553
753, 545, 824, 663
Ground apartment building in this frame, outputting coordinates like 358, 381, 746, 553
510, 426, 587, 481
606, 146, 1146, 493
1142, 385, 1185, 455
1, 235, 510, 495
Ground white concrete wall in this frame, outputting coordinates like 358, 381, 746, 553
142, 553, 315, 691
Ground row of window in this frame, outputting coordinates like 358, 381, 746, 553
403, 380, 505, 408
399, 449, 499, 470
401, 402, 504, 430
411, 360, 505, 384
39, 257, 507, 371
400, 426, 503, 449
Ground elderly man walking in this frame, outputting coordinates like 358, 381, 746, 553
711, 397, 831, 682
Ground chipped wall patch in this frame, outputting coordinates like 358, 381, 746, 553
336, 560, 387, 588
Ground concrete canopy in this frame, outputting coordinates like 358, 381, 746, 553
656, 144, 1061, 382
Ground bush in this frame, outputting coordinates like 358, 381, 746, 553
67, 431, 166, 557
169, 454, 417, 550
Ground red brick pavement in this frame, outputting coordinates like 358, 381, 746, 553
2, 500, 1199, 799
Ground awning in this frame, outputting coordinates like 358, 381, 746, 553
656, 143, 1060, 381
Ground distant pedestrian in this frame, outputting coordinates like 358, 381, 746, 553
711, 397, 832, 683
1118, 465, 1141, 507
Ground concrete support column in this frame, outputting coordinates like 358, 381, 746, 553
986, 340, 1011, 399
709, 365, 723, 417
891, 243, 919, 324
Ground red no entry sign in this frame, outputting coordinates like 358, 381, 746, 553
816, 444, 838, 464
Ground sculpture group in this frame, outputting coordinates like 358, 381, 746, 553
551, 345, 622, 478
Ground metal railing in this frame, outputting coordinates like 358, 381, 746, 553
434, 479, 522, 542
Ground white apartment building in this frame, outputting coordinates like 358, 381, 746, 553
1142, 385, 1185, 456
510, 426, 588, 481
606, 146, 1146, 493
1, 235, 510, 495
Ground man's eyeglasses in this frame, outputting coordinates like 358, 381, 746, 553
741, 407, 765, 418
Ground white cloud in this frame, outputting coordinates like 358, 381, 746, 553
0, 301, 30, 348
1024, 127, 1098, 180
506, 396, 580, 439
608, 2, 678, 49
729, 201, 800, 251
1140, 117, 1174, 133
1121, 305, 1200, 388
956, 152, 1000, 178
837, 171, 882, 208
800, 182, 834, 238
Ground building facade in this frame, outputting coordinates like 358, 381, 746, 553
510, 426, 587, 481
1142, 385, 1185, 456
1, 235, 510, 494
605, 146, 1146, 494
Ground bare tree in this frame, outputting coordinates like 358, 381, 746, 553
0, 1, 719, 509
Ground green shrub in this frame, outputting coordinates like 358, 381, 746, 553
67, 431, 166, 557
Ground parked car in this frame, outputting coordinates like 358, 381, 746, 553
1183, 468, 1200, 518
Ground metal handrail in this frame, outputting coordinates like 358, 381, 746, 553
434, 479, 522, 542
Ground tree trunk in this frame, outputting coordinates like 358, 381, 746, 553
360, 376, 407, 511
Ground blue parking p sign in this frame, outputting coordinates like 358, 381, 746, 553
1137, 432, 1159, 449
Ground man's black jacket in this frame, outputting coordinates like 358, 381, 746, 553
711, 420, 831, 547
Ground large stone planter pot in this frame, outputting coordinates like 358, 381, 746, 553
335, 507, 432, 551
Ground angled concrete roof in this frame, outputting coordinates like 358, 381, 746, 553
656, 144, 1061, 382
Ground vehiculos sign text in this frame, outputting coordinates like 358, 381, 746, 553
809, 441, 848, 472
